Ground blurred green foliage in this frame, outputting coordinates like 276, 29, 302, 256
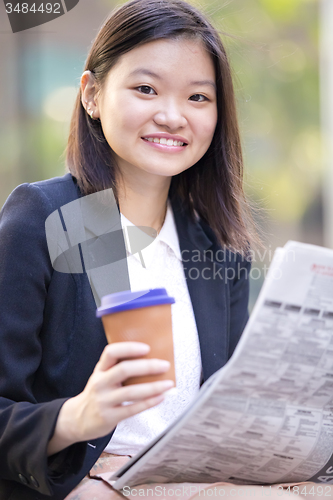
198, 0, 320, 226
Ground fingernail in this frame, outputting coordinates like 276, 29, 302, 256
159, 360, 170, 368
137, 344, 150, 352
161, 380, 174, 388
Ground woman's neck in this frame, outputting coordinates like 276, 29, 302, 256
116, 171, 171, 233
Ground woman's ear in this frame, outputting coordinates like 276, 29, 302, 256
80, 70, 100, 120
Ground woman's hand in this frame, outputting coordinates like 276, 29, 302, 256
47, 342, 173, 456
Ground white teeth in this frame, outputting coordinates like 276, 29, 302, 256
144, 137, 185, 146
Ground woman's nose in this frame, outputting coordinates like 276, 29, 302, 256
153, 100, 187, 130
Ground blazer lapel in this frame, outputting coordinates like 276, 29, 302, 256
171, 197, 229, 382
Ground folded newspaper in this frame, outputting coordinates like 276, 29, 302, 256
110, 241, 333, 489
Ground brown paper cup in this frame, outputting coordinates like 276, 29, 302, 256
97, 289, 176, 386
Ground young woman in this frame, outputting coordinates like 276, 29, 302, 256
0, 0, 255, 498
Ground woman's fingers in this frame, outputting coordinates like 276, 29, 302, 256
108, 379, 174, 406
106, 357, 171, 386
70, 342, 174, 442
97, 342, 151, 371
114, 394, 167, 420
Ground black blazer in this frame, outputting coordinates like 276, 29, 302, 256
0, 174, 250, 500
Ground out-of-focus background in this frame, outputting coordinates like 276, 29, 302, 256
0, 0, 331, 305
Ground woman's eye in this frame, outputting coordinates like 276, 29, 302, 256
189, 94, 208, 102
136, 85, 155, 95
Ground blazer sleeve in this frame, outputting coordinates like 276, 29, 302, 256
0, 183, 86, 496
228, 252, 252, 359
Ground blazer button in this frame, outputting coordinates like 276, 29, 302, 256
18, 474, 29, 485
30, 475, 40, 488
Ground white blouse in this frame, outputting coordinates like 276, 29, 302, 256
104, 201, 202, 456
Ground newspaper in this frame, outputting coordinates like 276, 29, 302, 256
110, 241, 333, 489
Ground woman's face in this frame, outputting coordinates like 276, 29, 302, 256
94, 37, 218, 180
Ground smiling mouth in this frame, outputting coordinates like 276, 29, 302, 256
142, 137, 187, 147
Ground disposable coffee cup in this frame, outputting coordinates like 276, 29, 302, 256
96, 288, 176, 387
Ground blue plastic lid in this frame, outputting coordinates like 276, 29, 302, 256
96, 288, 175, 317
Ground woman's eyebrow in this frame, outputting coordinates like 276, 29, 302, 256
128, 68, 161, 79
128, 68, 216, 90
190, 80, 216, 91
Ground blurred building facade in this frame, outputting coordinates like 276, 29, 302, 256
0, 0, 116, 197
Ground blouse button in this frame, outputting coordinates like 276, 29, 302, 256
30, 475, 40, 488
18, 474, 28, 485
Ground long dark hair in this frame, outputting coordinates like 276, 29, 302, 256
66, 0, 257, 253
